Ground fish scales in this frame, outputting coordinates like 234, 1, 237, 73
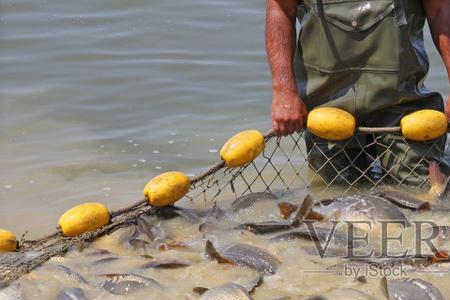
101, 273, 162, 295
0, 285, 24, 300
46, 265, 89, 285
230, 192, 277, 212
199, 283, 253, 300
386, 278, 445, 300
222, 244, 281, 275
57, 288, 88, 300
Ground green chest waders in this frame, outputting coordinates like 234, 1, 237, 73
294, 0, 447, 185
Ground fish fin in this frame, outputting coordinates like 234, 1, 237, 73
356, 276, 367, 283
137, 218, 155, 240
199, 202, 222, 232
289, 195, 314, 226
417, 202, 431, 211
245, 274, 264, 294
192, 287, 209, 295
380, 276, 389, 298
278, 202, 298, 219
305, 210, 325, 221
205, 240, 235, 265
429, 161, 446, 195
432, 250, 449, 263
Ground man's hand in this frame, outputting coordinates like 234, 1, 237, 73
272, 90, 307, 136
266, 0, 301, 136
422, 0, 450, 120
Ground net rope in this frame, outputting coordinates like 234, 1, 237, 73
0, 127, 449, 287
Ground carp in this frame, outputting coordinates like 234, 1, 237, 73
0, 285, 24, 300
235, 195, 315, 234
45, 265, 89, 287
199, 283, 253, 300
230, 192, 277, 212
205, 240, 280, 275
57, 288, 88, 300
382, 277, 444, 300
100, 273, 162, 295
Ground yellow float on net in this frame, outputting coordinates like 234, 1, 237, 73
307, 107, 356, 141
401, 109, 448, 141
220, 130, 265, 167
0, 229, 17, 252
58, 203, 110, 237
144, 171, 190, 207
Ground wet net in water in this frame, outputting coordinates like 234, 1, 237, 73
0, 128, 449, 286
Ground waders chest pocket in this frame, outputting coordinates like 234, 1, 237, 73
300, 0, 400, 72
319, 1, 395, 32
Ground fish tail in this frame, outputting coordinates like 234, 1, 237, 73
429, 161, 446, 186
429, 161, 446, 196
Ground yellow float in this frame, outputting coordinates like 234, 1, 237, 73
0, 229, 17, 252
307, 107, 356, 140
58, 203, 110, 237
220, 130, 265, 167
144, 171, 190, 207
401, 109, 448, 141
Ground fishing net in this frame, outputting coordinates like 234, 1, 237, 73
1, 128, 449, 287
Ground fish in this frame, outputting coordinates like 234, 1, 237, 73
288, 195, 314, 226
85, 249, 111, 256
0, 285, 24, 300
100, 273, 162, 295
234, 221, 293, 235
321, 288, 376, 300
235, 195, 317, 234
118, 224, 138, 242
57, 288, 88, 300
271, 227, 348, 245
194, 274, 263, 297
92, 257, 120, 265
140, 259, 190, 269
205, 240, 281, 275
199, 202, 226, 233
372, 189, 432, 211
278, 202, 324, 220
278, 202, 298, 219
136, 218, 167, 241
199, 283, 253, 300
429, 161, 450, 201
157, 239, 188, 251
45, 265, 89, 286
129, 238, 151, 250
316, 194, 408, 224
353, 255, 437, 269
382, 277, 445, 300
153, 206, 204, 223
230, 192, 277, 212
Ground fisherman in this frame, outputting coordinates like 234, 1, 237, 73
266, 0, 450, 184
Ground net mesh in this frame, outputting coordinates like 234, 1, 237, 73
0, 129, 449, 286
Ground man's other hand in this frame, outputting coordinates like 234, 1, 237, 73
271, 90, 307, 136
445, 96, 450, 120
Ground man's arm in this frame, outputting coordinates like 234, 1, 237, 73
266, 0, 307, 136
422, 0, 450, 118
